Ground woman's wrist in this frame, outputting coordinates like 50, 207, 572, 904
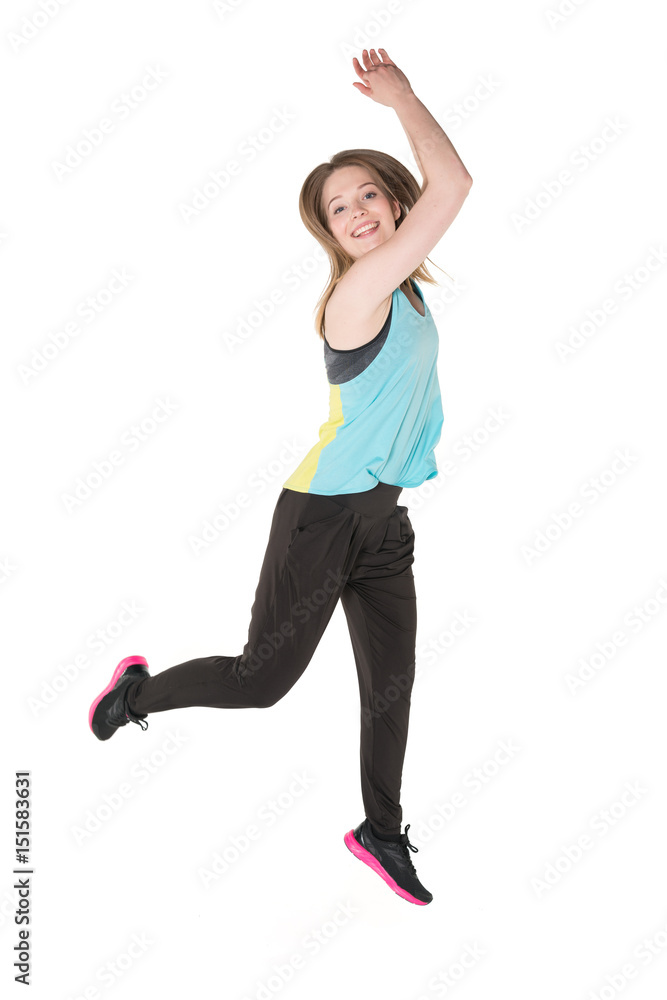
392, 91, 420, 115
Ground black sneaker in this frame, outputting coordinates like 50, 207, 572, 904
89, 655, 150, 741
344, 819, 433, 905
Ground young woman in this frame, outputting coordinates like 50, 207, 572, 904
89, 48, 472, 907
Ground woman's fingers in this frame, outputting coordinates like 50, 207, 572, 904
351, 47, 399, 99
367, 47, 393, 66
364, 48, 380, 68
353, 48, 379, 73
352, 55, 367, 80
351, 56, 372, 95
354, 47, 395, 73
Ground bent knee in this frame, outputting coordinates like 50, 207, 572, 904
244, 684, 285, 709
237, 660, 290, 708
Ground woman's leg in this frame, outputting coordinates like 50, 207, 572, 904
125, 489, 365, 716
339, 504, 417, 837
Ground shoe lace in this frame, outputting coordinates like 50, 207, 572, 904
128, 714, 149, 731
107, 691, 149, 731
399, 823, 419, 875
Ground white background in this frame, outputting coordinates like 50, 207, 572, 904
2, 0, 666, 997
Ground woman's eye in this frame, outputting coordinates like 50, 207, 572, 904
332, 191, 376, 215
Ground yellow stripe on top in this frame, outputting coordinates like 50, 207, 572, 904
283, 383, 344, 493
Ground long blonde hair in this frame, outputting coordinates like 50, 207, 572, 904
299, 148, 450, 341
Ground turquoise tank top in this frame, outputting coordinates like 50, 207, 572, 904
283, 279, 444, 495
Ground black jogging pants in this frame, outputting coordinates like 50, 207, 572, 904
126, 481, 417, 836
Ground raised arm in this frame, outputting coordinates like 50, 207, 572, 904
326, 48, 472, 344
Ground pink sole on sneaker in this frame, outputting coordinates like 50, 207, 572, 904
343, 829, 429, 905
88, 655, 148, 732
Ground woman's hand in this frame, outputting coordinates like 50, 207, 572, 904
352, 48, 414, 107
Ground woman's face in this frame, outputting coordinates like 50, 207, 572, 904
322, 165, 400, 259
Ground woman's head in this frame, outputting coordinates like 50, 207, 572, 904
321, 162, 401, 258
299, 149, 442, 339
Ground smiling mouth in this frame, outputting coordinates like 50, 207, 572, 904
352, 222, 379, 238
